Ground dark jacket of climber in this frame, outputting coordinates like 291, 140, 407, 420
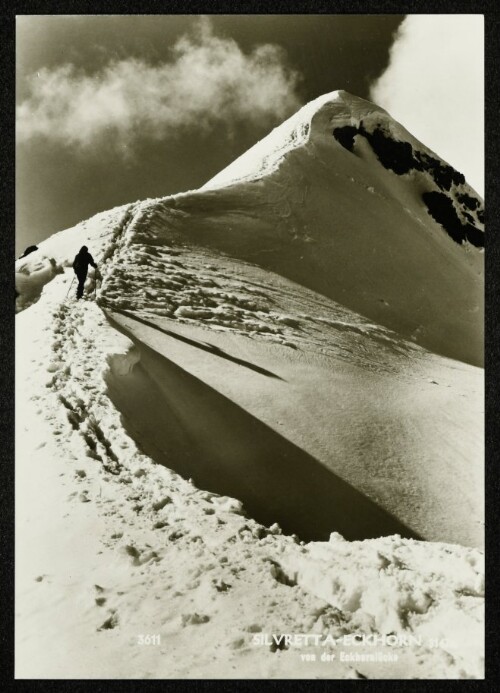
72, 246, 97, 299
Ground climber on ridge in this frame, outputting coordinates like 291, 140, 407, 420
72, 246, 97, 299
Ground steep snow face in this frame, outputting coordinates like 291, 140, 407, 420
96, 216, 483, 549
148, 91, 482, 366
204, 90, 483, 247
202, 91, 484, 227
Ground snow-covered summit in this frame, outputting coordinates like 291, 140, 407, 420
146, 92, 484, 366
204, 91, 386, 189
203, 90, 343, 189
204, 89, 483, 215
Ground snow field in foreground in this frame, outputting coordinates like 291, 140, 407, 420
16, 271, 484, 678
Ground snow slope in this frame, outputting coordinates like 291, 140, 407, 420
198, 91, 484, 366
100, 238, 483, 549
15, 91, 484, 679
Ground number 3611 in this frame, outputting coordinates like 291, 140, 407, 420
137, 634, 161, 645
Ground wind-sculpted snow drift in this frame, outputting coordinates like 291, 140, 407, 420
16, 91, 484, 679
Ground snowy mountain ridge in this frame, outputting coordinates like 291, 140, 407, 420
15, 91, 484, 679
17, 92, 484, 364
204, 90, 483, 249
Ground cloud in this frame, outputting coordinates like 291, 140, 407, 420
370, 15, 484, 197
16, 18, 301, 156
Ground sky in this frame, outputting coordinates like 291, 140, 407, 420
370, 14, 484, 199
16, 14, 484, 256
